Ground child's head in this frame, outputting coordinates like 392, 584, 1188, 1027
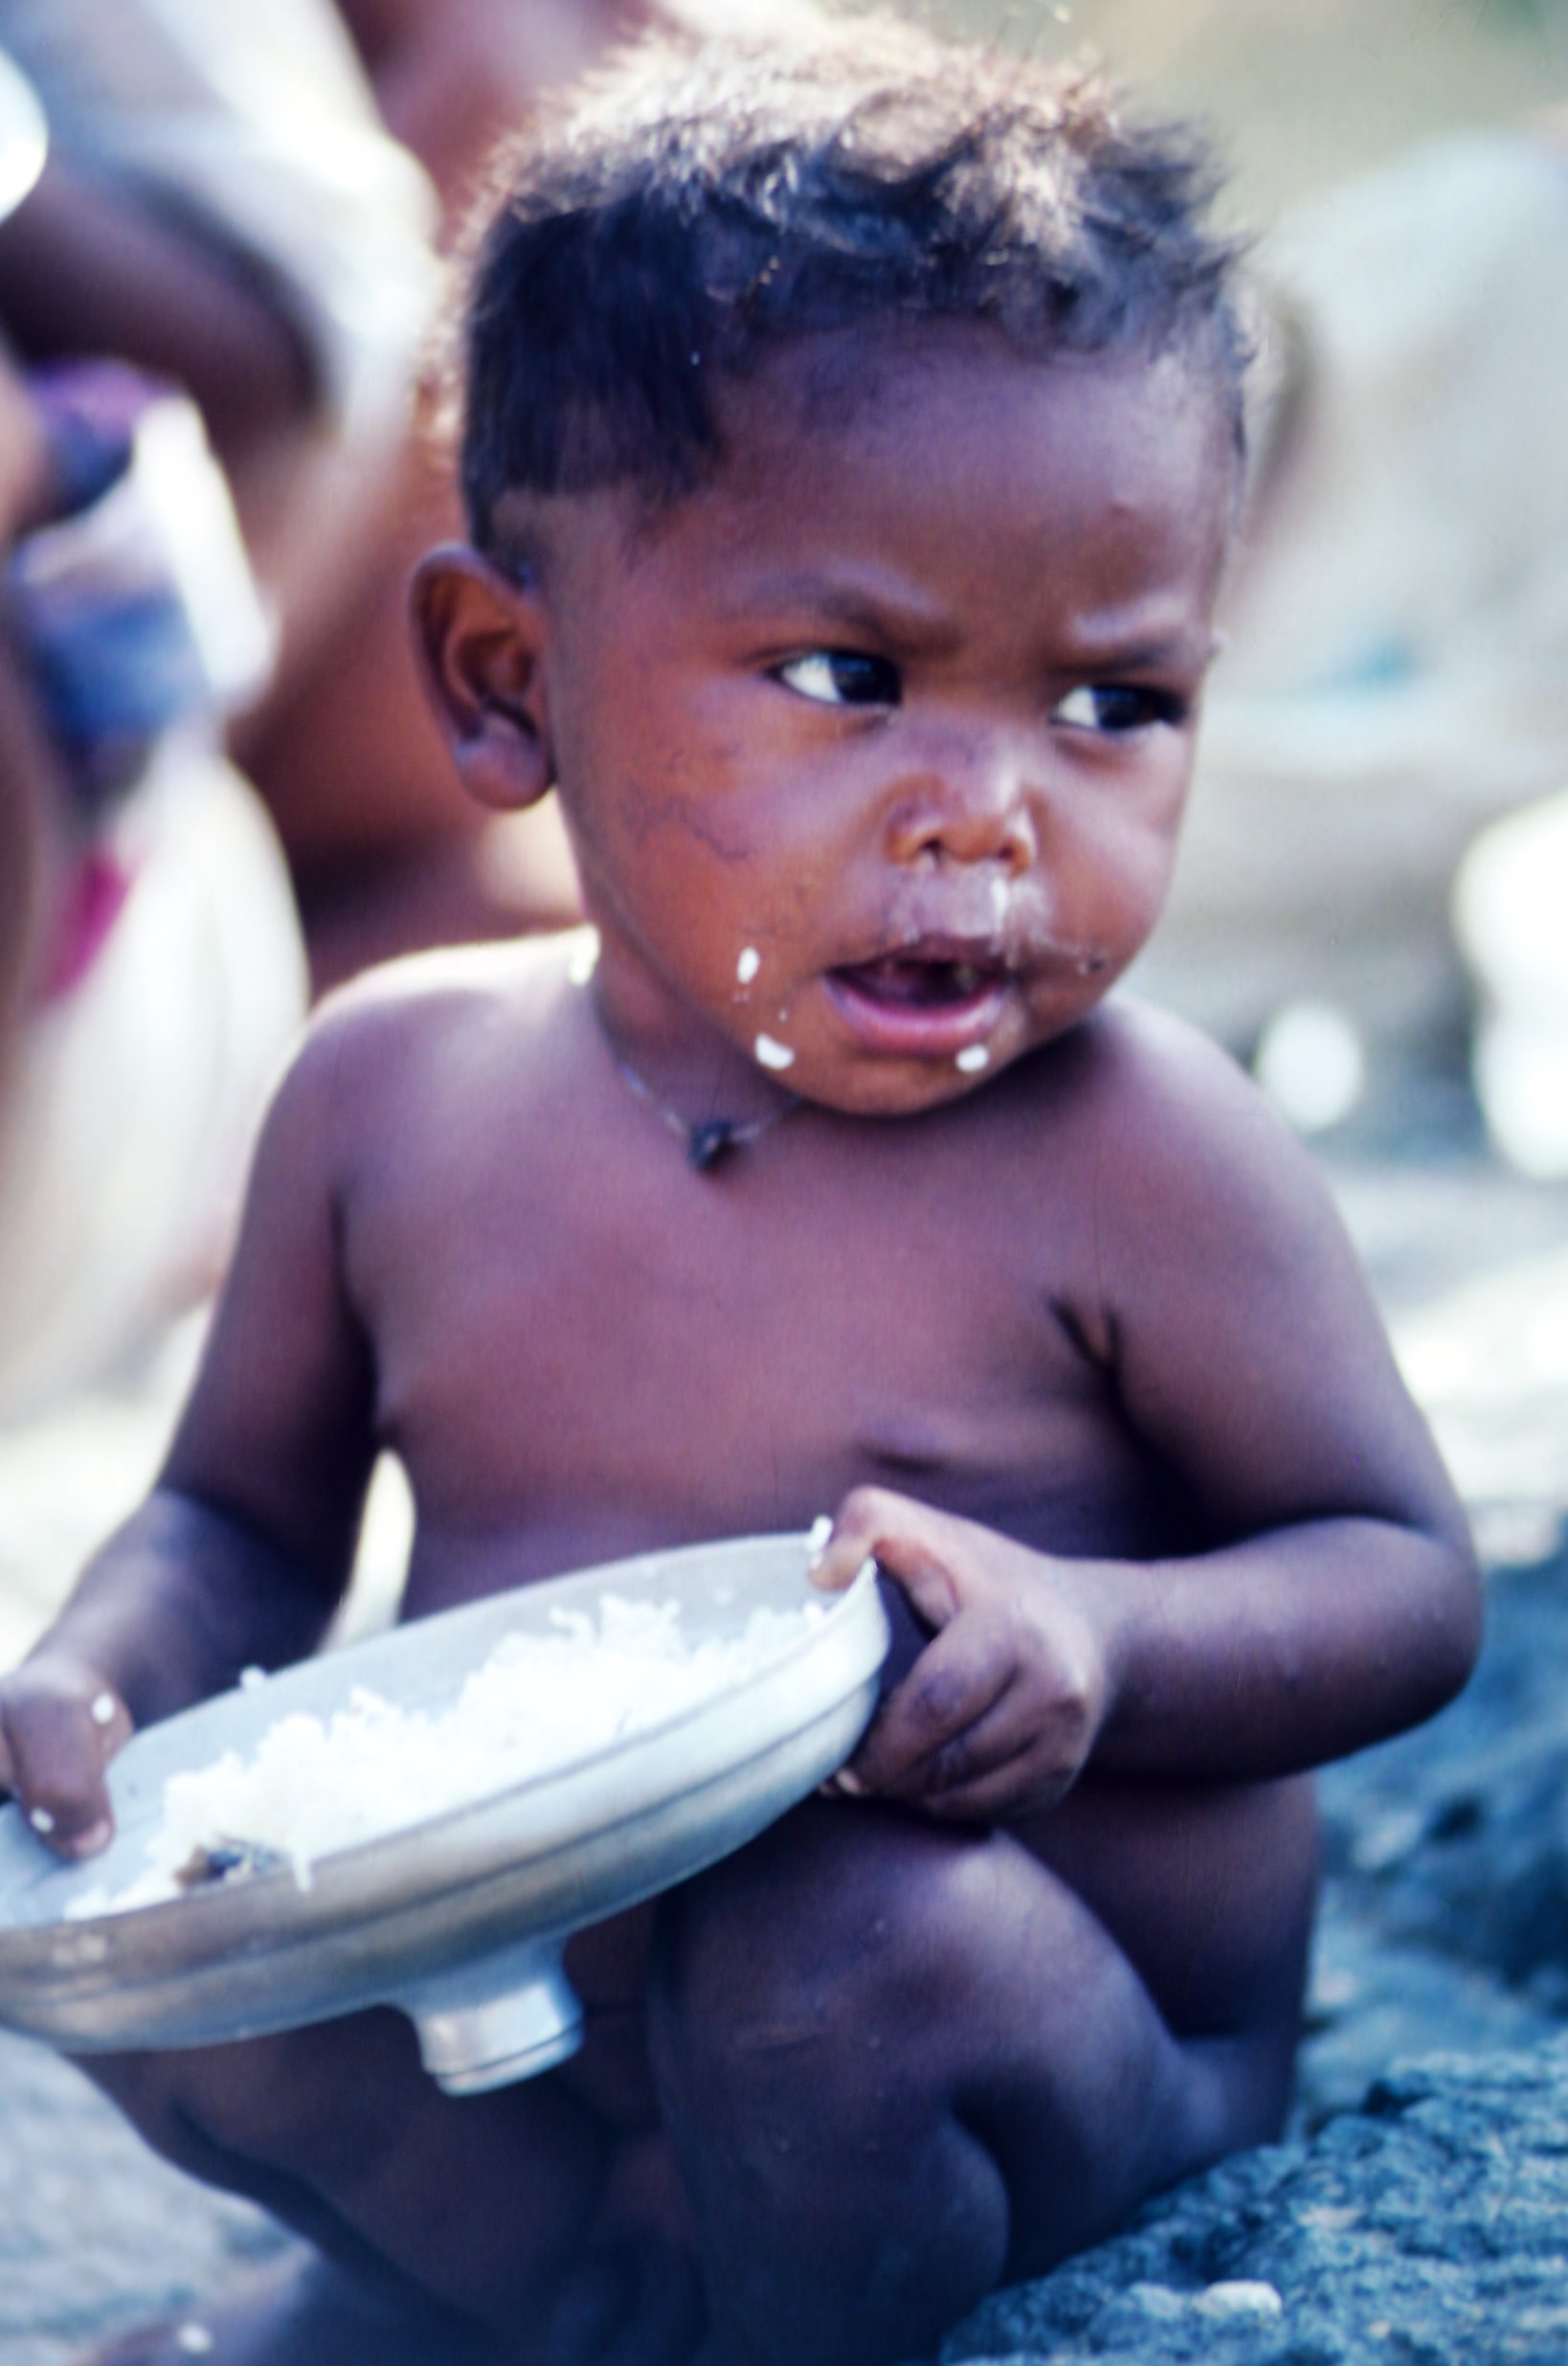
455, 19, 1248, 542
418, 20, 1247, 1118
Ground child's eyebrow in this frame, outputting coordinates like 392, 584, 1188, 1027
716, 571, 960, 652
1054, 620, 1221, 676
712, 573, 1220, 677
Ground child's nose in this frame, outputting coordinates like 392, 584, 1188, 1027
883, 729, 1040, 874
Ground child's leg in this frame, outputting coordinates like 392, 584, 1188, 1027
75, 1791, 1309, 2366
79, 1992, 705, 2366
650, 1796, 1310, 2366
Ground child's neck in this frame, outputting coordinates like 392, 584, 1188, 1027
578, 944, 803, 1171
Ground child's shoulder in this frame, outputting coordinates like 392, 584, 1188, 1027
1038, 996, 1277, 1144
1024, 998, 1343, 1264
263, 930, 586, 1168
302, 929, 583, 1080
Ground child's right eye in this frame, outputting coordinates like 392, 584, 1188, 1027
775, 650, 902, 709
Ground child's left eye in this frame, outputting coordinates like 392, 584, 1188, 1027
775, 651, 902, 709
1052, 684, 1186, 733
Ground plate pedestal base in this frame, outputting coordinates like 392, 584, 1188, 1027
393, 1938, 582, 2094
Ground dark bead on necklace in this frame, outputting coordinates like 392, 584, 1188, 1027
600, 1025, 798, 1173
687, 1120, 735, 1172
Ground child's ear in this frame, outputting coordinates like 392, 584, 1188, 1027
410, 544, 554, 812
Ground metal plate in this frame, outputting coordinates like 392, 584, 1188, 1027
0, 1536, 888, 2084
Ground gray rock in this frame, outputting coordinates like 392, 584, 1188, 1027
0, 2033, 286, 2366
1296, 1908, 1556, 2129
945, 2042, 1568, 2366
1319, 1546, 1568, 2005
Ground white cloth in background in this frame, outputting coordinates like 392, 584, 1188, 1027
0, 741, 306, 1425
1133, 132, 1568, 1056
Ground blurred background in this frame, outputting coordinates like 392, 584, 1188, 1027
939, 0, 1568, 210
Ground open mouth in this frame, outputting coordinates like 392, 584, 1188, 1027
833, 956, 1000, 1007
826, 952, 1010, 1056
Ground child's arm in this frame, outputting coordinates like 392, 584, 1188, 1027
0, 1008, 380, 1854
813, 1014, 1481, 1826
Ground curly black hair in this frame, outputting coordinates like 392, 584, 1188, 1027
455, 16, 1248, 550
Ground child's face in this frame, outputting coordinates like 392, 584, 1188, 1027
532, 325, 1231, 1115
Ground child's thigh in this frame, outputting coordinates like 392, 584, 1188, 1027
81, 2005, 617, 2308
650, 1797, 1295, 2279
82, 2011, 432, 2189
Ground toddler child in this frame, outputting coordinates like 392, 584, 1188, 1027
0, 20, 1480, 2366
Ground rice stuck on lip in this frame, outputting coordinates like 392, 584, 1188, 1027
69, 1593, 823, 1918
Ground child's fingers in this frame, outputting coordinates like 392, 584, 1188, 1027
864, 1669, 1086, 1817
0, 1664, 123, 1856
927, 1684, 1099, 1819
913, 1751, 1065, 1826
808, 1486, 974, 1625
860, 1673, 1025, 1803
846, 1613, 1105, 1815
813, 1488, 1110, 1813
847, 1614, 1012, 1792
806, 1498, 885, 1595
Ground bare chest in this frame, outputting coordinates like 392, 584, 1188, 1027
347, 1114, 1177, 1605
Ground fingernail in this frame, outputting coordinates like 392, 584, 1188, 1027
806, 1513, 833, 1566
835, 1768, 865, 1797
28, 1806, 55, 1836
69, 1819, 113, 1858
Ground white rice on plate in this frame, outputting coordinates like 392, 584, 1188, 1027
68, 1592, 824, 1917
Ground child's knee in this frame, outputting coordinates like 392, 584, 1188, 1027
651, 1802, 998, 2130
649, 1810, 1020, 2364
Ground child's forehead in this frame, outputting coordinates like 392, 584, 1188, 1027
724, 319, 1225, 461
679, 329, 1231, 572
513, 326, 1229, 574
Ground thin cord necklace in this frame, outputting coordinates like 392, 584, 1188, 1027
608, 1045, 800, 1171
579, 941, 801, 1171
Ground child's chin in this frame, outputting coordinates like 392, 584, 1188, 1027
804, 1056, 1008, 1121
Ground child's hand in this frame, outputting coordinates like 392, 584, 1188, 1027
810, 1488, 1111, 1824
0, 1650, 131, 1858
